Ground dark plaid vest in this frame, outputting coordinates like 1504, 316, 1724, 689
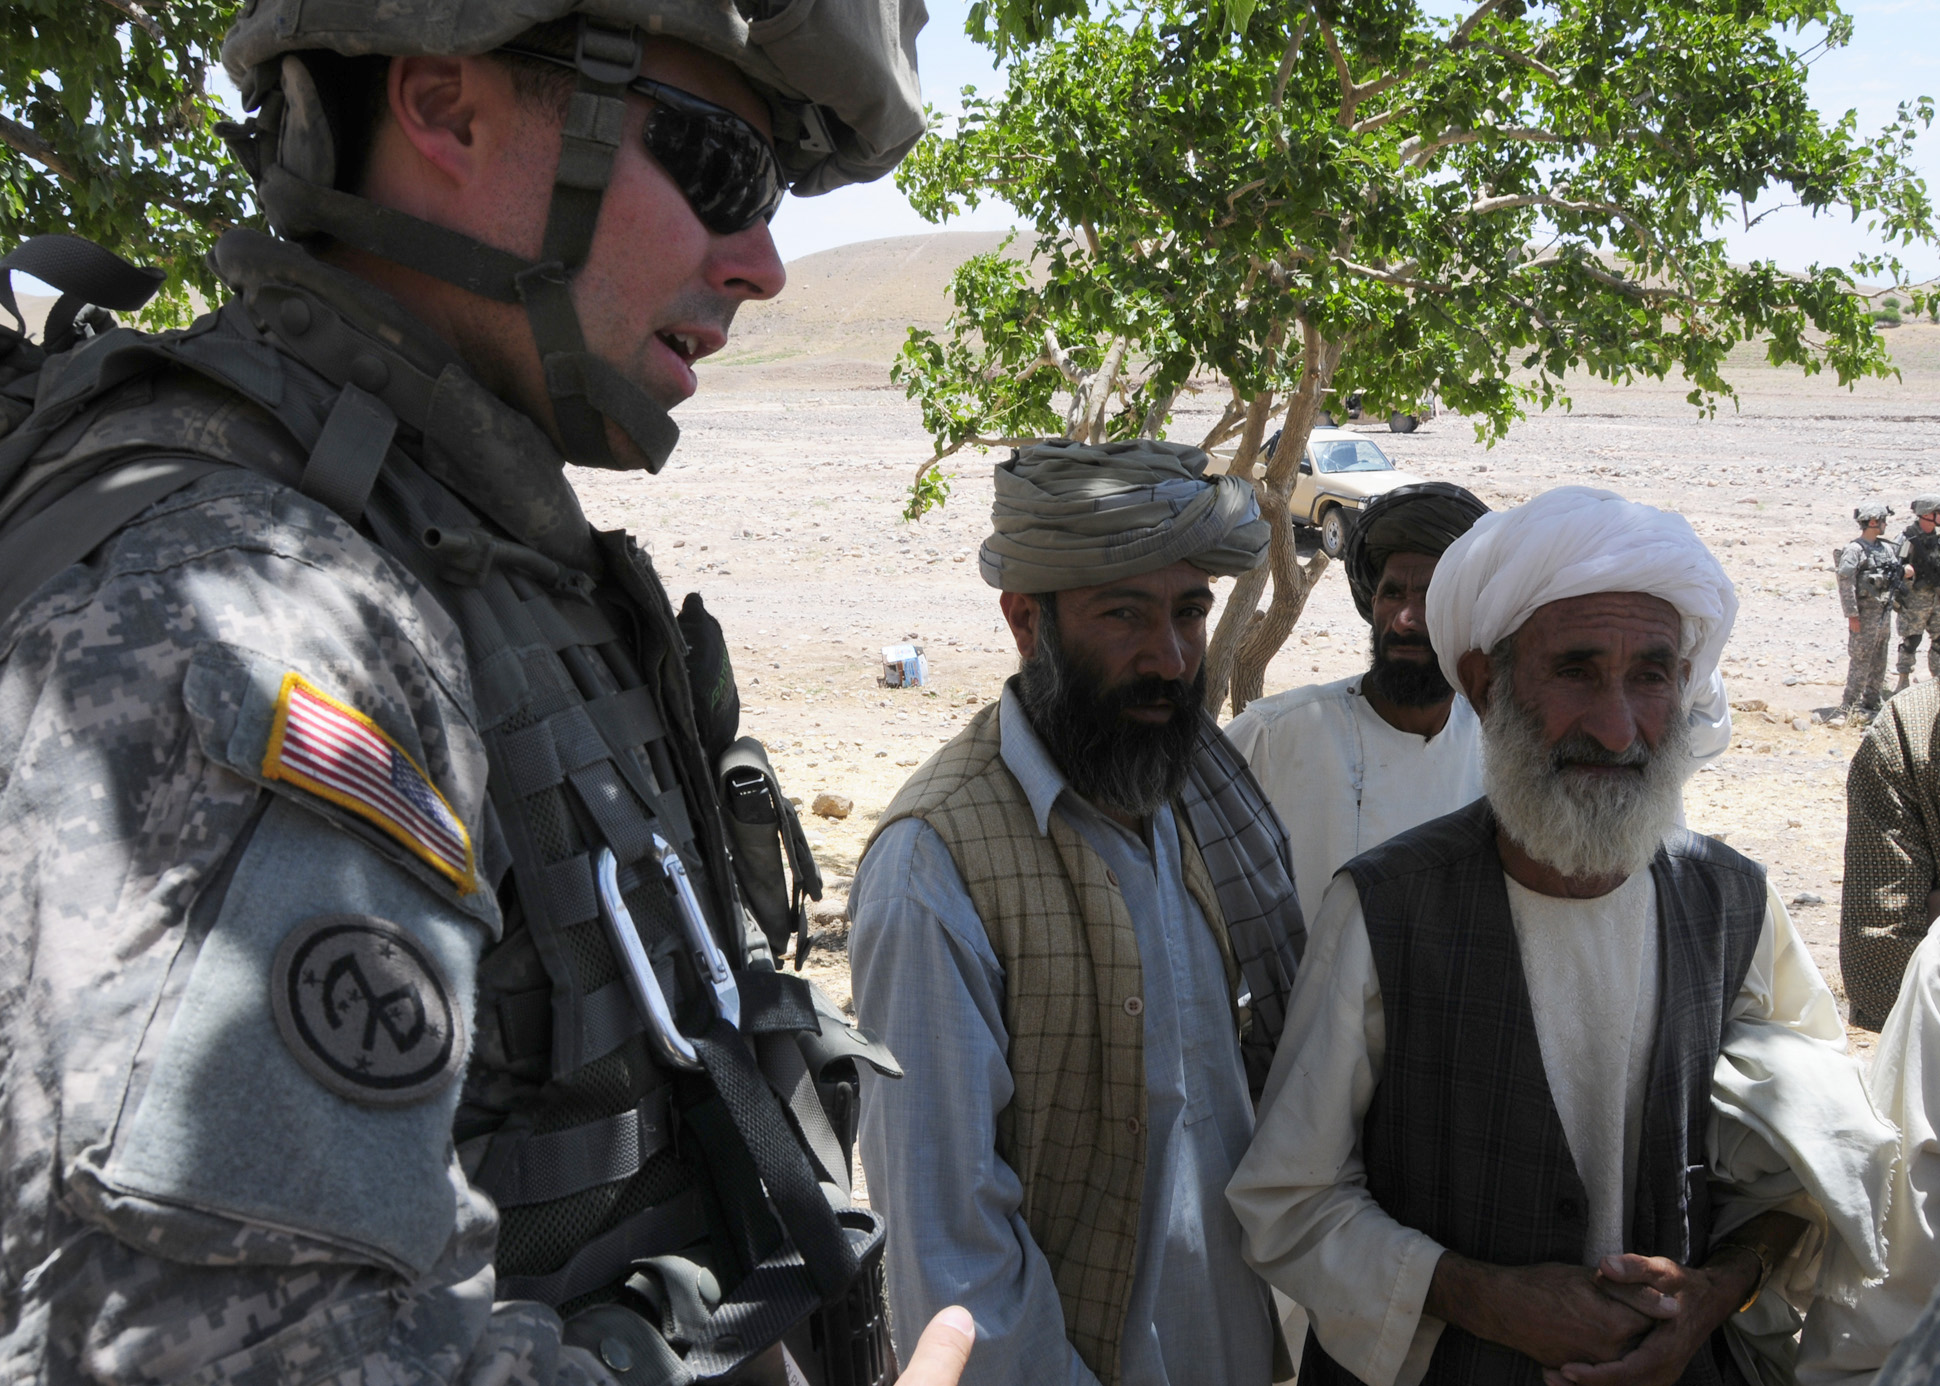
1301, 800, 1764, 1386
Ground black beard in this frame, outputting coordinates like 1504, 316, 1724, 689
1016, 601, 1203, 819
1366, 627, 1454, 708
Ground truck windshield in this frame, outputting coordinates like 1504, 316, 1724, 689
1313, 440, 1395, 474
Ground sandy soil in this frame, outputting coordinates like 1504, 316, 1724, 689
567, 313, 1940, 1065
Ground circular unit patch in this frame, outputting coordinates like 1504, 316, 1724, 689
271, 914, 465, 1106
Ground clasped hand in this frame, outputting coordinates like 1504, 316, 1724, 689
1532, 1252, 1750, 1386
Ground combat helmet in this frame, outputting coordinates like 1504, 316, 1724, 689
218, 0, 926, 471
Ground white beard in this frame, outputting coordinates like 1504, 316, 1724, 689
1481, 678, 1691, 882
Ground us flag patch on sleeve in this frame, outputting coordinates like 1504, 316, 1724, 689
262, 672, 476, 893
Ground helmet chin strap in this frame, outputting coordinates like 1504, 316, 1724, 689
235, 16, 681, 474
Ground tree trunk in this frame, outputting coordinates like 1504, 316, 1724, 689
1202, 386, 1279, 713
1203, 320, 1348, 717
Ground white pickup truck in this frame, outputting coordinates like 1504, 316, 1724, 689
1227, 427, 1430, 557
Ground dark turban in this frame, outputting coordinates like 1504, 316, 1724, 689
980, 438, 1270, 593
1342, 481, 1490, 622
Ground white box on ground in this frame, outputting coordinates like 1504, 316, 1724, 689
882, 644, 928, 688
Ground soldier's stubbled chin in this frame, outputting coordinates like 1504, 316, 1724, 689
1017, 598, 1203, 819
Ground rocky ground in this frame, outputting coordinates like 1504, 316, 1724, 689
564, 322, 1940, 1066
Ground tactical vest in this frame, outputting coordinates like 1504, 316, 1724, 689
0, 231, 894, 1385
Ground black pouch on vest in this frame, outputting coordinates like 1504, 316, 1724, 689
718, 736, 823, 964
677, 591, 741, 764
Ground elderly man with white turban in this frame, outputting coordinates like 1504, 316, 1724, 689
850, 438, 1306, 1386
1229, 487, 1894, 1386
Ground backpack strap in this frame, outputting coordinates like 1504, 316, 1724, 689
0, 235, 165, 350
0, 455, 225, 623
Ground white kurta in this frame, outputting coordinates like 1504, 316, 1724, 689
1798, 925, 1940, 1384
1227, 871, 1893, 1386
1224, 675, 1485, 923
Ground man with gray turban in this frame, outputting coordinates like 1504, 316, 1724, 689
851, 437, 1305, 1386
1840, 501, 1903, 720
1227, 482, 1490, 922
1893, 495, 1940, 693
1230, 487, 1892, 1386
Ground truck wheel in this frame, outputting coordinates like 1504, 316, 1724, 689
1389, 412, 1418, 433
1320, 506, 1349, 558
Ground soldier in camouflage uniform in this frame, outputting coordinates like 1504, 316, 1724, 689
1839, 501, 1902, 722
0, 3, 952, 1383
1895, 494, 1940, 692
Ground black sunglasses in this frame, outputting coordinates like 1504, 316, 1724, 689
499, 47, 786, 236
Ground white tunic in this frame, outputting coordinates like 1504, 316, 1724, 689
1227, 870, 1893, 1386
1224, 675, 1486, 924
1798, 925, 1940, 1384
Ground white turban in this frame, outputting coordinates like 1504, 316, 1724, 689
1426, 486, 1737, 708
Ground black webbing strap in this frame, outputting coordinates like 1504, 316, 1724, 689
497, 1185, 710, 1305
258, 166, 529, 303
512, 18, 641, 470
0, 457, 224, 625
545, 352, 681, 474
478, 1086, 673, 1209
691, 1020, 859, 1304
0, 234, 163, 345
301, 384, 396, 524
756, 1032, 852, 1202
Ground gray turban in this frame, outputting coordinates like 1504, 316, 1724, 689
1856, 501, 1894, 526
1912, 495, 1940, 517
980, 438, 1270, 593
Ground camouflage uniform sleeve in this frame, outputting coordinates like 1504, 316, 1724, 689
0, 472, 607, 1385
1841, 690, 1940, 1028
1837, 541, 1863, 617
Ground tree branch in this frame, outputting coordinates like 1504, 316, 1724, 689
1470, 40, 1565, 85
93, 0, 164, 42
1467, 192, 1653, 248
1449, 0, 1510, 49
1399, 126, 1573, 167
1316, 21, 1357, 121
0, 112, 80, 182
1520, 252, 1693, 302
1271, 11, 1313, 109
0, 111, 235, 231
1041, 327, 1081, 385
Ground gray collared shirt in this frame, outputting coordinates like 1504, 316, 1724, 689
851, 689, 1275, 1386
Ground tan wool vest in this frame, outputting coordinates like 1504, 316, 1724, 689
870, 702, 1241, 1384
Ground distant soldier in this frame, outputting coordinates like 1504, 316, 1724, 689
1840, 501, 1903, 722
1896, 495, 1940, 693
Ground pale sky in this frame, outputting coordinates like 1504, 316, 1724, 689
770, 0, 1940, 283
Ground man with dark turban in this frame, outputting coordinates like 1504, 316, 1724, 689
849, 438, 1306, 1385
1226, 482, 1490, 921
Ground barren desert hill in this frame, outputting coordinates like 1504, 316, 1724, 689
710, 229, 1017, 373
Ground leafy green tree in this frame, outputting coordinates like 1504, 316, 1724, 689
1, 0, 252, 324
894, 0, 1936, 711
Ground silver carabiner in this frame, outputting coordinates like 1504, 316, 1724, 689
596, 846, 701, 1071
654, 832, 741, 1030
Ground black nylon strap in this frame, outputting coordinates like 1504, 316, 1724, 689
691, 1020, 859, 1304
547, 352, 682, 474
484, 1086, 673, 1208
497, 1186, 710, 1306
259, 166, 529, 302
756, 1032, 851, 1202
514, 264, 613, 466
0, 457, 224, 624
0, 234, 163, 339
301, 384, 395, 524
